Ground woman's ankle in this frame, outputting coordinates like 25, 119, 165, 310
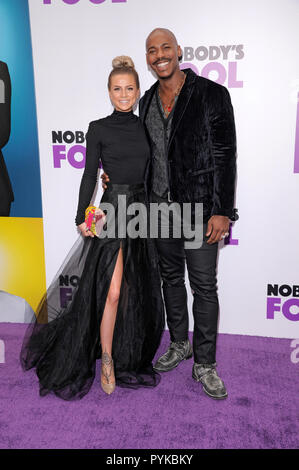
101, 351, 115, 384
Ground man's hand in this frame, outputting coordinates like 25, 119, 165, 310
206, 215, 230, 244
101, 172, 110, 190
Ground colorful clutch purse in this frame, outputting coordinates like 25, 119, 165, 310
84, 206, 106, 237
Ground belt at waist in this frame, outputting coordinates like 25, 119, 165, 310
105, 182, 145, 194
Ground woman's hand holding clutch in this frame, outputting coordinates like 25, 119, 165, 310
78, 221, 95, 238
79, 206, 107, 238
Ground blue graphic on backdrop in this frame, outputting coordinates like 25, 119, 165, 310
0, 0, 42, 217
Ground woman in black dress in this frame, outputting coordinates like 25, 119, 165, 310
20, 56, 165, 400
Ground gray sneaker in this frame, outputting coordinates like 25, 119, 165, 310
192, 362, 228, 399
154, 339, 193, 372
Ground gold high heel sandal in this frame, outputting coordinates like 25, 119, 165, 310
101, 353, 116, 395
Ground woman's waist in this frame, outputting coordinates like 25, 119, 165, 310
104, 182, 145, 193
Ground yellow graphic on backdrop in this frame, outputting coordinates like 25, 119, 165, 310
0, 217, 46, 312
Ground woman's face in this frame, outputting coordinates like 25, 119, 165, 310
109, 73, 139, 112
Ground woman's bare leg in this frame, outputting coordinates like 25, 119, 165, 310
100, 245, 123, 384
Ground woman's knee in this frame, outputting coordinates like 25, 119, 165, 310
107, 286, 120, 304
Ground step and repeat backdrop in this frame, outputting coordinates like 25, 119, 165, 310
0, 0, 298, 339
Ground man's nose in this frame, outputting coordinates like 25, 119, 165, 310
155, 53, 166, 64
157, 47, 166, 59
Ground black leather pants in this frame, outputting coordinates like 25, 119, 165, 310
150, 192, 219, 364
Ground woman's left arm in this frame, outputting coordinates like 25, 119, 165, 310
75, 121, 101, 230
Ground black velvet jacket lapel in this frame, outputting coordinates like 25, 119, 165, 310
167, 69, 197, 151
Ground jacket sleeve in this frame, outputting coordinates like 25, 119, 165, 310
0, 62, 12, 149
75, 121, 101, 226
209, 85, 238, 221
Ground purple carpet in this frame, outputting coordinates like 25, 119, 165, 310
0, 323, 298, 449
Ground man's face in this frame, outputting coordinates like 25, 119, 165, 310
146, 31, 182, 79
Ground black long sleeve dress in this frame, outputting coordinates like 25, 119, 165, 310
20, 109, 165, 401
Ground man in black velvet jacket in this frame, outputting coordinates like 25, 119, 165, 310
0, 61, 14, 216
102, 28, 238, 400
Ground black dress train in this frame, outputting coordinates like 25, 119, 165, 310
20, 109, 165, 400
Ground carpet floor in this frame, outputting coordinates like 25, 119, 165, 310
0, 323, 298, 449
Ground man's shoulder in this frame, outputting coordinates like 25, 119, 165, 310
193, 74, 229, 97
140, 81, 158, 107
139, 73, 229, 99
139, 72, 230, 110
